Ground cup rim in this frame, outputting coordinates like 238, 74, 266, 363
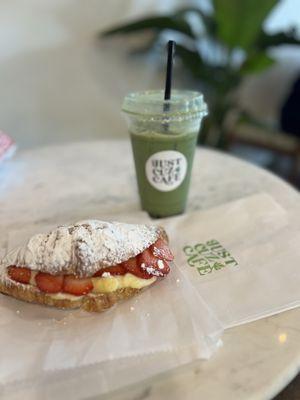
122, 89, 208, 117
124, 89, 203, 103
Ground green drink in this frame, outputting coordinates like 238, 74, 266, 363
122, 90, 208, 218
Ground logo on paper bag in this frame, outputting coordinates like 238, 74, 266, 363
145, 150, 187, 192
183, 239, 238, 276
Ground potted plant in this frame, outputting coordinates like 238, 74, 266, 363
101, 0, 300, 148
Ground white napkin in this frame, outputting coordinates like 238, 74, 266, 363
0, 216, 222, 392
159, 192, 300, 328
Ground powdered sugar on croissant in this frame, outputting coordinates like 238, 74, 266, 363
2, 220, 161, 277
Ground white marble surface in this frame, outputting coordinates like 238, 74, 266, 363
1, 140, 300, 400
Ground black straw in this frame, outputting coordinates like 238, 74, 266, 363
164, 40, 176, 101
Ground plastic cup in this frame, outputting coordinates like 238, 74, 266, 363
122, 90, 208, 218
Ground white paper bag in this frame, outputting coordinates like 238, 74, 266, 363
159, 193, 300, 328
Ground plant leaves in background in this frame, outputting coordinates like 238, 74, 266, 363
255, 29, 300, 50
101, 15, 195, 39
175, 44, 240, 93
100, 0, 300, 148
213, 0, 279, 49
175, 44, 212, 82
240, 52, 275, 74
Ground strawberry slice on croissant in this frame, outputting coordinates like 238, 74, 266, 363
0, 220, 173, 312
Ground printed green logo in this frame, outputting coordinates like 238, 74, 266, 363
183, 239, 238, 276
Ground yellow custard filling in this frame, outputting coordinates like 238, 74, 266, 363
47, 273, 156, 300
91, 273, 156, 293
50, 292, 83, 300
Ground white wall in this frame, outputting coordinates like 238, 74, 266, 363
0, 0, 299, 148
0, 0, 181, 148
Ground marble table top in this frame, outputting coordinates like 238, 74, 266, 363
1, 140, 300, 400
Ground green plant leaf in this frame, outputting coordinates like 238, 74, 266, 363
175, 44, 240, 93
255, 29, 300, 49
175, 44, 212, 82
213, 0, 279, 49
240, 52, 275, 74
101, 15, 195, 38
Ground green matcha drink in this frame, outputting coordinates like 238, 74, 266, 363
122, 90, 208, 217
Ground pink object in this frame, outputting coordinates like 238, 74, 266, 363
0, 131, 16, 162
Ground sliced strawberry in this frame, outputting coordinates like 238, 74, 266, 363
63, 275, 93, 296
122, 256, 153, 280
93, 264, 126, 277
35, 272, 64, 293
7, 266, 31, 284
150, 238, 174, 262
139, 248, 170, 276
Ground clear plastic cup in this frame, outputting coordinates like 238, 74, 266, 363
122, 90, 208, 217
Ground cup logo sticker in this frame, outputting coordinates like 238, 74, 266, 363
145, 150, 187, 192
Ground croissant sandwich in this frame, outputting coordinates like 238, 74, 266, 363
0, 220, 173, 312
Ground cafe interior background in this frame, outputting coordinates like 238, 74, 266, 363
0, 0, 300, 398
1, 0, 300, 185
